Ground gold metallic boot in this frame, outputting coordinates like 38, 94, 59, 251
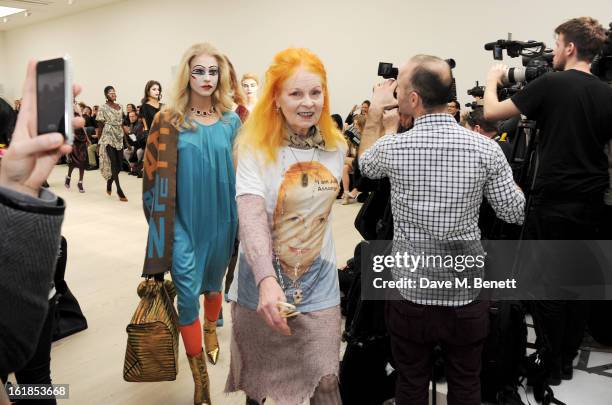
187, 350, 211, 405
203, 318, 220, 365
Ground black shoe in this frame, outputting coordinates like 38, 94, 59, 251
561, 360, 573, 380
496, 386, 526, 405
544, 363, 562, 386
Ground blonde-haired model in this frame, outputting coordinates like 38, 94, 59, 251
141, 42, 240, 405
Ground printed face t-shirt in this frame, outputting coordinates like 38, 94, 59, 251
229, 145, 345, 313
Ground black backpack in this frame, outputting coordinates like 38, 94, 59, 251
480, 301, 527, 404
339, 242, 395, 405
52, 237, 88, 341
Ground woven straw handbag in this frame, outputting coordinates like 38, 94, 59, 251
123, 279, 179, 382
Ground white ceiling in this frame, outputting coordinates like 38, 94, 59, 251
0, 0, 123, 31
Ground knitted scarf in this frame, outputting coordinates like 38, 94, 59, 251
141, 111, 179, 275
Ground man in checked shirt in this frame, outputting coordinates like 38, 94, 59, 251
358, 55, 525, 405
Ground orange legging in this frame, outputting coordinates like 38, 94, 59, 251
204, 292, 222, 322
179, 293, 223, 356
179, 319, 202, 356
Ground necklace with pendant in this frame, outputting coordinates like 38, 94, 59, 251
288, 146, 317, 188
190, 106, 216, 117
273, 251, 325, 305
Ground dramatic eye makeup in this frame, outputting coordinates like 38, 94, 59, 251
190, 65, 219, 79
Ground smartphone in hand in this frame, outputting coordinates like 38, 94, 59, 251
36, 56, 73, 144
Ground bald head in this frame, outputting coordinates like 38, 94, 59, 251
399, 55, 453, 110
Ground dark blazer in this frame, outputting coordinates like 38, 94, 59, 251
0, 186, 64, 375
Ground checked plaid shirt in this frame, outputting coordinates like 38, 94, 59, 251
359, 113, 525, 305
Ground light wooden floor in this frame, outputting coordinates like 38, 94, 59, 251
41, 165, 363, 405
17, 165, 612, 405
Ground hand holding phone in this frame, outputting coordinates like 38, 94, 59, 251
36, 56, 73, 144
0, 60, 84, 197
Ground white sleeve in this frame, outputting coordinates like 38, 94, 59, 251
236, 149, 266, 198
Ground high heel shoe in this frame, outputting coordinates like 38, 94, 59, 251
118, 190, 128, 202
187, 350, 211, 405
203, 319, 220, 365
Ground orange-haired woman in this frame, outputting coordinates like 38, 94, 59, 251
226, 48, 347, 405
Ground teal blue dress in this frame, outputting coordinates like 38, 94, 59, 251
172, 112, 240, 325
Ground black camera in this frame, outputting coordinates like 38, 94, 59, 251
483, 35, 554, 99
503, 52, 554, 85
377, 62, 399, 80
446, 59, 458, 102
591, 22, 612, 82
465, 101, 483, 110
467, 81, 485, 98
484, 36, 546, 60
377, 59, 456, 79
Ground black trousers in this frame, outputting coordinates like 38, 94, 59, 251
385, 299, 490, 405
530, 300, 589, 376
105, 145, 123, 179
522, 196, 606, 378
2, 296, 58, 405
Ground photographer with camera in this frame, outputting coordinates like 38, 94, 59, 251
484, 17, 612, 386
359, 55, 525, 405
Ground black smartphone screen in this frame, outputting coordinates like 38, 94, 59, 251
36, 58, 65, 135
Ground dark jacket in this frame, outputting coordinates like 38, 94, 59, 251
0, 186, 64, 375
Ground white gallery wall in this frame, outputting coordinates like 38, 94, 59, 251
2, 0, 611, 113
0, 31, 7, 98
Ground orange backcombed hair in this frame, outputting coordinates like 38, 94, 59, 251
235, 48, 345, 163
